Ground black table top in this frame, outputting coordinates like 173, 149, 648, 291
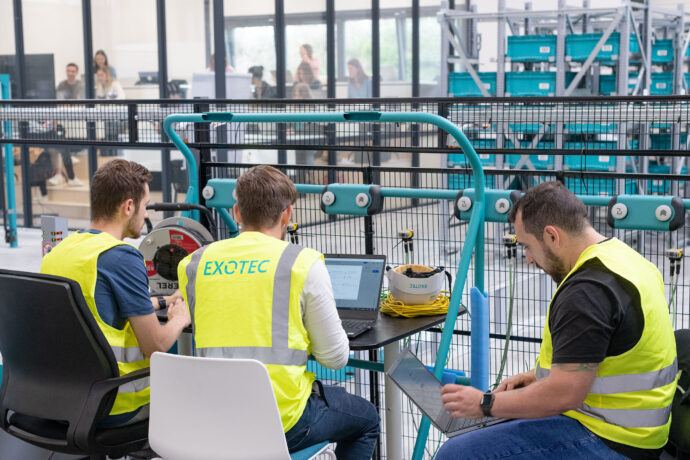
157, 307, 464, 350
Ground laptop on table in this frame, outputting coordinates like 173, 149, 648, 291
387, 348, 506, 437
324, 254, 386, 339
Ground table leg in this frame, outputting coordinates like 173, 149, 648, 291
384, 342, 402, 460
177, 332, 193, 356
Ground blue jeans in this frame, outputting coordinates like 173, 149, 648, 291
436, 415, 629, 460
285, 383, 380, 460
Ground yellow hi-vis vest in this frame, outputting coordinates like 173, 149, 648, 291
536, 238, 677, 449
177, 231, 322, 432
40, 231, 150, 415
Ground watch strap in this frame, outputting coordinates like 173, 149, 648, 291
157, 296, 166, 310
480, 392, 494, 417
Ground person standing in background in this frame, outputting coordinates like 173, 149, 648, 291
298, 44, 320, 82
249, 65, 276, 99
51, 62, 84, 186
347, 59, 372, 98
94, 50, 117, 80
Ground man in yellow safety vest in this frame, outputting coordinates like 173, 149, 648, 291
41, 159, 190, 427
437, 181, 677, 460
178, 165, 379, 459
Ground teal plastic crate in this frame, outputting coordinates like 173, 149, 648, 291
449, 152, 496, 167
448, 173, 495, 190
449, 72, 496, 96
505, 153, 554, 170
563, 153, 617, 171
566, 32, 638, 62
647, 163, 687, 194
565, 177, 637, 196
651, 133, 688, 150
507, 35, 556, 62
505, 71, 575, 97
599, 74, 638, 95
566, 123, 618, 134
652, 39, 674, 64
651, 73, 674, 95
508, 123, 552, 134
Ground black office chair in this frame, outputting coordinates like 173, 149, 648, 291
0, 269, 150, 459
667, 329, 690, 459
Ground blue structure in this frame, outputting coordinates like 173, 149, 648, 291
1, 74, 17, 248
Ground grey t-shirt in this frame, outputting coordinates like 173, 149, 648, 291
56, 79, 84, 99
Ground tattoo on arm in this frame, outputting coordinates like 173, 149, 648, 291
552, 363, 599, 372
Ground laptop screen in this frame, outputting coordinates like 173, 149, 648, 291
324, 255, 385, 311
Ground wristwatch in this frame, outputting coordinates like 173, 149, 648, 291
480, 392, 495, 417
157, 296, 167, 310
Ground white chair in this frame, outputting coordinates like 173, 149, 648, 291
149, 352, 336, 460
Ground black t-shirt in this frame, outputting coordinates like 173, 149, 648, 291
549, 255, 661, 460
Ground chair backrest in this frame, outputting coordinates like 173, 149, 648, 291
149, 353, 292, 460
670, 329, 690, 453
0, 270, 119, 440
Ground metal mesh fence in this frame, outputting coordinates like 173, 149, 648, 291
1, 98, 689, 457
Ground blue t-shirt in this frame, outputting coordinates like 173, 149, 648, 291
86, 230, 154, 327
85, 230, 154, 427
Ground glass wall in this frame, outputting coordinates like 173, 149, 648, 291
335, 0, 372, 99
92, 0, 159, 100
286, 1, 326, 99
167, 0, 209, 99
226, 0, 275, 99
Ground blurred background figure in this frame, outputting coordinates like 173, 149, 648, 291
56, 62, 84, 100
95, 68, 125, 99
249, 65, 276, 99
299, 43, 320, 82
293, 61, 321, 97
292, 82, 312, 100
207, 53, 235, 73
347, 58, 372, 98
51, 62, 84, 187
93, 49, 116, 79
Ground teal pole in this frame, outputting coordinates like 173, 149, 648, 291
0, 75, 16, 248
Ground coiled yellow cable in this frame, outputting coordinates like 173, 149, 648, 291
380, 291, 451, 318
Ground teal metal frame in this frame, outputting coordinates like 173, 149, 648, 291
1, 74, 17, 248
164, 111, 487, 459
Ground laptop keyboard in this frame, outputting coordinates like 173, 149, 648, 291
341, 319, 373, 338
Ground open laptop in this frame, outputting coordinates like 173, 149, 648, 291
324, 254, 386, 339
387, 348, 506, 437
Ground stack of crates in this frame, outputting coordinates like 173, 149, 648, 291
448, 72, 496, 96
505, 71, 576, 97
650, 133, 688, 150
565, 177, 637, 196
565, 32, 639, 62
507, 35, 556, 62
652, 39, 674, 64
650, 73, 674, 95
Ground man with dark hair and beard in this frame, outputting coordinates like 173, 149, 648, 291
437, 181, 677, 460
41, 159, 190, 428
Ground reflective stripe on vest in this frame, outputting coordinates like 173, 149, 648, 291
188, 243, 306, 366
578, 402, 672, 428
536, 358, 678, 394
111, 345, 146, 363
118, 377, 151, 394
185, 244, 210, 336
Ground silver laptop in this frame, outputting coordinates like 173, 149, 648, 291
387, 348, 506, 437
324, 254, 386, 338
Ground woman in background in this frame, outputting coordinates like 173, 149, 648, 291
93, 50, 117, 79
95, 68, 125, 99
249, 65, 276, 99
293, 61, 322, 96
298, 44, 320, 82
347, 58, 372, 98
